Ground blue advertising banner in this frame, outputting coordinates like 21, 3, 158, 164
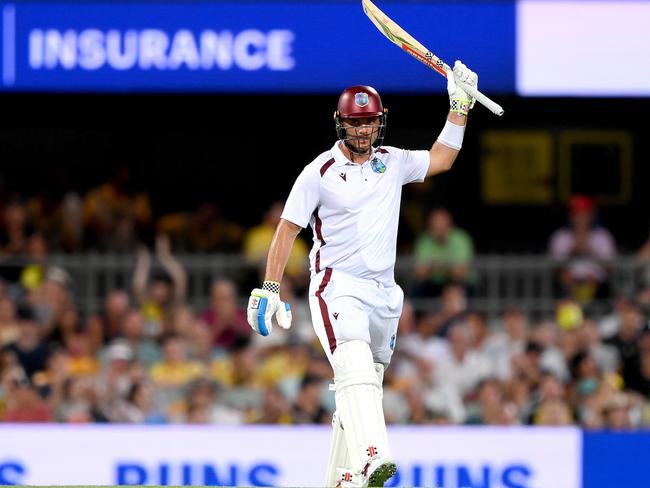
582, 431, 650, 488
0, 1, 515, 93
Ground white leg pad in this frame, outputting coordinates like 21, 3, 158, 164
332, 341, 392, 476
325, 411, 350, 487
373, 363, 390, 452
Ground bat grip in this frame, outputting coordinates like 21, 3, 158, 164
458, 80, 504, 116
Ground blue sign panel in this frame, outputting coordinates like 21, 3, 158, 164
0, 1, 515, 93
583, 432, 650, 488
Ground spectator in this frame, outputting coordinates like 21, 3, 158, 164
254, 386, 292, 424
485, 306, 530, 381
149, 335, 204, 389
0, 296, 19, 347
602, 393, 633, 430
412, 208, 475, 298
132, 234, 187, 339
28, 266, 74, 341
534, 398, 573, 426
157, 203, 243, 253
59, 192, 85, 252
627, 349, 650, 399
187, 203, 243, 253
465, 378, 506, 425
434, 323, 492, 398
86, 289, 131, 352
187, 378, 243, 424
578, 318, 619, 374
422, 283, 469, 339
200, 279, 250, 349
2, 304, 50, 381
291, 374, 329, 424
97, 341, 137, 405
58, 375, 107, 423
509, 341, 545, 393
0, 197, 31, 258
111, 380, 167, 424
2, 379, 53, 422
185, 319, 215, 364
242, 202, 309, 290
113, 311, 161, 369
64, 332, 100, 378
549, 194, 616, 304
83, 166, 152, 252
605, 300, 645, 389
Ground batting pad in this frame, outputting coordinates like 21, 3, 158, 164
325, 411, 351, 487
332, 340, 392, 476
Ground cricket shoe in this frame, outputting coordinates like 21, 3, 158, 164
363, 457, 397, 487
335, 468, 364, 488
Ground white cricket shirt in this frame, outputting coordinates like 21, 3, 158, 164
281, 141, 429, 285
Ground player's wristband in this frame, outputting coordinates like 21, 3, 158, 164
262, 280, 281, 295
437, 119, 466, 151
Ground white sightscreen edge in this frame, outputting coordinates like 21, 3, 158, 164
517, 0, 650, 96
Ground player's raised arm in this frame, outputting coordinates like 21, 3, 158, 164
246, 218, 299, 337
427, 60, 477, 177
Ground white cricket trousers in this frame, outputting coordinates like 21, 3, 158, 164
308, 267, 404, 366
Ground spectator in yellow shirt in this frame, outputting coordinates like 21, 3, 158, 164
243, 202, 309, 291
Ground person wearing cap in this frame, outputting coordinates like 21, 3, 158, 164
549, 194, 617, 304
245, 60, 479, 487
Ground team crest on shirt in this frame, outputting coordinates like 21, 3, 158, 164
371, 157, 386, 174
354, 92, 369, 107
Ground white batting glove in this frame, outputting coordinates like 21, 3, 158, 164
247, 281, 292, 336
446, 60, 478, 116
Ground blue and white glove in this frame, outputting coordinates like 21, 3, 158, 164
247, 281, 292, 336
447, 60, 478, 116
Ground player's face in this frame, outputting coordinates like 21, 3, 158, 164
342, 116, 381, 154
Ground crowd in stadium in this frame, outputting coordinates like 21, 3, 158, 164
1, 174, 650, 429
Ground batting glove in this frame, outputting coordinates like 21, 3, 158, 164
247, 281, 292, 336
447, 60, 478, 116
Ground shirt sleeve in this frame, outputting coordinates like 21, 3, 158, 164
399, 148, 430, 185
281, 164, 320, 228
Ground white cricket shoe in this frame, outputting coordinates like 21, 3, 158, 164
364, 457, 397, 487
335, 468, 364, 488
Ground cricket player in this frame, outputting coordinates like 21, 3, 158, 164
247, 61, 478, 487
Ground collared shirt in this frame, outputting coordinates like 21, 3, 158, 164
281, 141, 429, 285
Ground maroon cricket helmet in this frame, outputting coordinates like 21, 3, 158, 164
334, 85, 388, 154
336, 85, 385, 119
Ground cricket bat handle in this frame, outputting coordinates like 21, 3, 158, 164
458, 79, 504, 116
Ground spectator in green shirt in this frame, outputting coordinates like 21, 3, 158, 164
411, 208, 475, 298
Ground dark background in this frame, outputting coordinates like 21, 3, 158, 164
0, 92, 647, 253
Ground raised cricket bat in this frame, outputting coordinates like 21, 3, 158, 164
362, 0, 504, 116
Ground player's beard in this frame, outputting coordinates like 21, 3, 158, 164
345, 129, 377, 155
